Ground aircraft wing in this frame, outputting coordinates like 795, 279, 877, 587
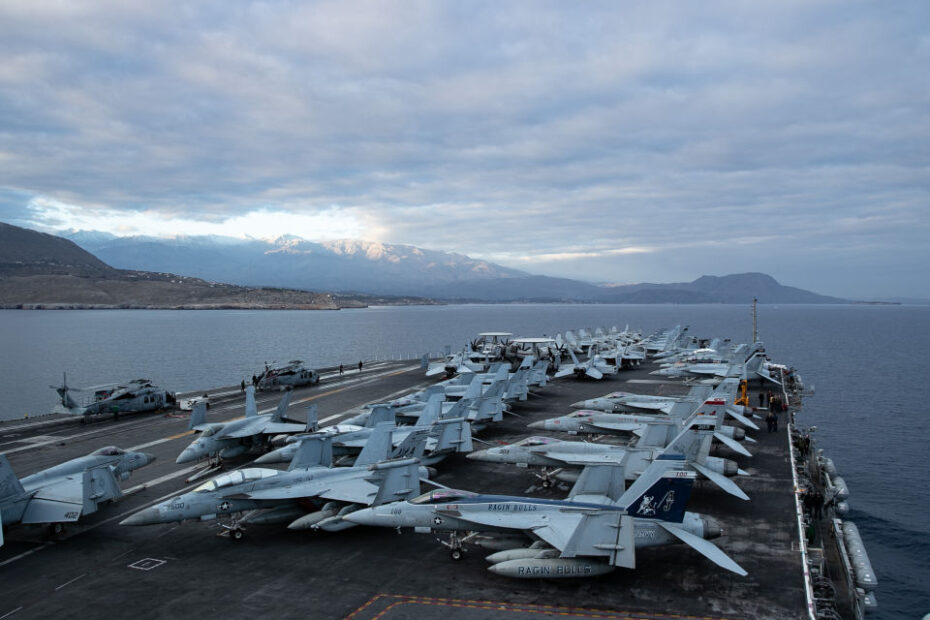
620, 400, 674, 413
657, 521, 748, 576
686, 365, 728, 376
690, 462, 750, 501
259, 422, 308, 436
451, 508, 587, 552
542, 451, 624, 467
587, 420, 650, 433
235, 476, 379, 505
221, 420, 301, 439
21, 475, 85, 524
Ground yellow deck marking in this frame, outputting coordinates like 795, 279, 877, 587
345, 594, 741, 620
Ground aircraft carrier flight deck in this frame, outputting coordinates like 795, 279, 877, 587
0, 357, 807, 620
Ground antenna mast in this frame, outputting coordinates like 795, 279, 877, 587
752, 298, 758, 343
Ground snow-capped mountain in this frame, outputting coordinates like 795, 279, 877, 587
65, 232, 528, 295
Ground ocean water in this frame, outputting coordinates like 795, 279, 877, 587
0, 304, 926, 619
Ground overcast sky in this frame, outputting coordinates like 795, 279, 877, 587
1, 1, 927, 299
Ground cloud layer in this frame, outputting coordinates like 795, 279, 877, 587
1, 1, 928, 298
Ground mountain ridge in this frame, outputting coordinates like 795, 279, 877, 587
61, 229, 848, 304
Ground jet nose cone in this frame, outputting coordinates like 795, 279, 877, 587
253, 451, 279, 465
138, 452, 157, 467
702, 516, 722, 540
175, 446, 200, 464
526, 421, 546, 430
120, 506, 162, 527
466, 449, 489, 461
343, 507, 379, 527
570, 401, 587, 409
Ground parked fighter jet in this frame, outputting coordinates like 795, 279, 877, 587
572, 385, 715, 414
122, 424, 426, 538
467, 421, 749, 500
554, 347, 617, 380
0, 446, 155, 544
426, 333, 515, 377
256, 400, 473, 466
528, 397, 754, 458
256, 360, 319, 391
345, 457, 747, 577
175, 387, 309, 465
651, 349, 779, 385
51, 374, 174, 419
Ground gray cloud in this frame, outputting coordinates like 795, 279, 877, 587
0, 0, 927, 298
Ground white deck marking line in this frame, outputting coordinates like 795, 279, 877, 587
54, 574, 86, 591
0, 607, 23, 619
0, 544, 53, 568
123, 465, 203, 495
1, 417, 156, 455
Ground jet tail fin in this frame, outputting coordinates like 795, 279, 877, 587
368, 458, 422, 505
391, 429, 429, 460
618, 457, 695, 523
355, 422, 394, 466
417, 394, 444, 425
272, 390, 293, 422
287, 434, 334, 471
305, 405, 319, 432
568, 464, 627, 504
244, 386, 257, 418
366, 405, 397, 428
432, 417, 474, 454
0, 455, 25, 504
188, 402, 208, 431
663, 423, 714, 463
461, 375, 482, 400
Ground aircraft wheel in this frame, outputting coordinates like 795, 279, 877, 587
48, 522, 65, 538
450, 548, 464, 561
541, 479, 552, 489
230, 528, 245, 542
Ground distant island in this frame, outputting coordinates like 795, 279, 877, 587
1, 222, 852, 308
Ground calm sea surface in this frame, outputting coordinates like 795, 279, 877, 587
0, 304, 926, 619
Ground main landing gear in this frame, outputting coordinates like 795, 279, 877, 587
438, 531, 476, 561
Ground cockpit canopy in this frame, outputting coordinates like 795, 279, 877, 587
514, 436, 555, 447
194, 468, 280, 493
201, 425, 224, 437
410, 489, 477, 505
92, 446, 126, 456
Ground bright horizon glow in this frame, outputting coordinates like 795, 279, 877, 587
28, 196, 380, 242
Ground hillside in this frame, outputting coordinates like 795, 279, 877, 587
0, 223, 346, 309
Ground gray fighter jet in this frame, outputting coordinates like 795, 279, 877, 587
345, 457, 747, 578
51, 374, 174, 419
553, 347, 617, 380
0, 446, 155, 544
175, 387, 310, 464
467, 420, 749, 500
527, 401, 753, 457
571, 384, 715, 414
123, 423, 425, 538
256, 399, 473, 466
